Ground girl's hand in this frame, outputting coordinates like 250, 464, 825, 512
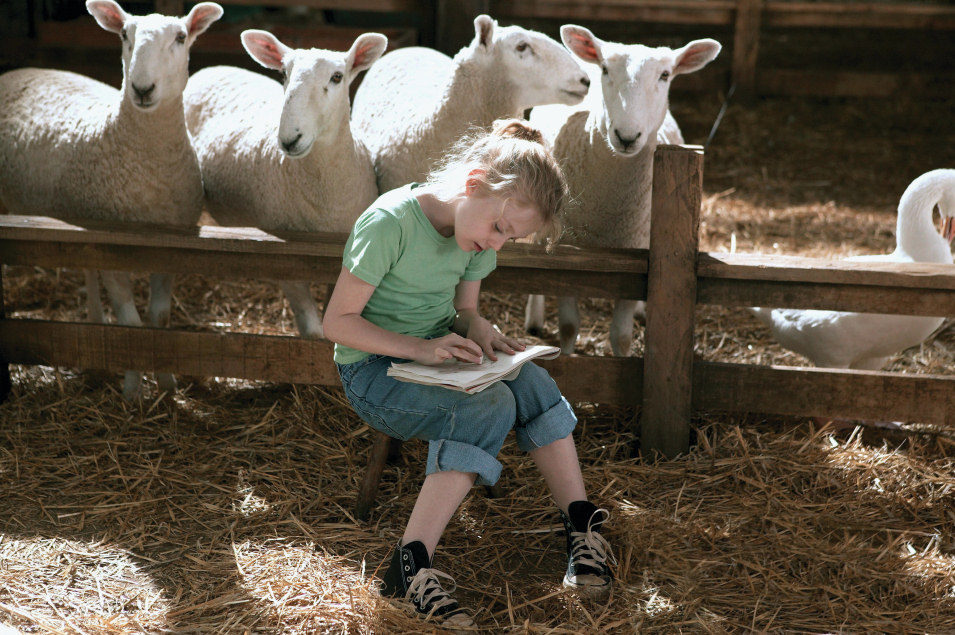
414, 333, 485, 366
466, 315, 526, 362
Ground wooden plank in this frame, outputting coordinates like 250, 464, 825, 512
0, 216, 645, 273
0, 319, 643, 405
36, 19, 416, 54
763, 1, 955, 30
212, 0, 420, 10
755, 68, 955, 99
492, 0, 736, 25
1, 319, 340, 385
698, 252, 955, 290
154, 0, 185, 16
699, 279, 955, 317
4, 319, 954, 424
731, 0, 763, 96
641, 145, 705, 457
695, 361, 955, 426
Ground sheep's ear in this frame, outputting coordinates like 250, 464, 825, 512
346, 33, 387, 80
183, 2, 222, 43
87, 0, 127, 34
673, 38, 721, 76
474, 14, 495, 48
560, 24, 602, 65
241, 29, 291, 71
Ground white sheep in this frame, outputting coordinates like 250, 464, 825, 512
351, 14, 591, 192
183, 30, 387, 339
525, 25, 721, 356
0, 0, 223, 398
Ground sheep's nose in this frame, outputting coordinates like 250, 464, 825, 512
132, 83, 155, 100
614, 129, 641, 148
281, 133, 303, 153
580, 76, 590, 88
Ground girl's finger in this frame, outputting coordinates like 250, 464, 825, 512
450, 345, 483, 364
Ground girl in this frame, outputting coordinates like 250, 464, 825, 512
324, 119, 614, 627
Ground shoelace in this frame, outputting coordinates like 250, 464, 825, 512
569, 508, 617, 571
405, 567, 461, 616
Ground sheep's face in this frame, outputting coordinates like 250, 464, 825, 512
276, 50, 352, 157
87, 0, 222, 112
597, 45, 675, 157
241, 30, 387, 158
471, 17, 590, 111
560, 25, 721, 157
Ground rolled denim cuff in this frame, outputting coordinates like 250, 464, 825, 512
515, 396, 577, 452
427, 439, 503, 487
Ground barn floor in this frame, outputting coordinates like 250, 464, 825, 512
2, 92, 955, 632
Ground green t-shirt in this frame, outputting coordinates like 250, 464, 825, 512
333, 183, 497, 364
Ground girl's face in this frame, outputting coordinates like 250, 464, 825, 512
455, 186, 543, 253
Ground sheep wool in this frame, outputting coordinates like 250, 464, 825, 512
352, 15, 590, 193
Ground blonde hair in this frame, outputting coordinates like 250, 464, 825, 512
426, 118, 567, 245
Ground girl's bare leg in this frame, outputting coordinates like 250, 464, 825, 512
529, 435, 587, 513
402, 470, 476, 556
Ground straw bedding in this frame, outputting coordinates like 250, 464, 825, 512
2, 94, 954, 632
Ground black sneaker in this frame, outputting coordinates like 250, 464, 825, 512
380, 540, 473, 628
560, 501, 615, 597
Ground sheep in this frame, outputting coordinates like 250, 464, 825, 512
525, 25, 721, 356
183, 30, 387, 339
351, 14, 592, 192
0, 0, 223, 398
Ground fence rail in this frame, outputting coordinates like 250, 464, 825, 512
2, 145, 954, 455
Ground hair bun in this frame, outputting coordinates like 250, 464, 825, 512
491, 118, 545, 145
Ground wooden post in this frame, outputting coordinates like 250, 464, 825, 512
0, 266, 10, 403
641, 145, 704, 458
435, 0, 488, 56
154, 0, 185, 16
356, 430, 393, 521
732, 0, 763, 97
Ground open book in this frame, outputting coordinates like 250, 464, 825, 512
387, 344, 561, 394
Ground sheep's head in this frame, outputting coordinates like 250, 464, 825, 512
470, 15, 591, 111
242, 30, 387, 158
87, 0, 222, 111
561, 25, 720, 157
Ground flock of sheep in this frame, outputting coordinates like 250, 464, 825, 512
1, 1, 952, 401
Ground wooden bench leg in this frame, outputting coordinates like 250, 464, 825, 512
356, 430, 397, 521
484, 482, 505, 499
387, 436, 403, 463
0, 266, 9, 403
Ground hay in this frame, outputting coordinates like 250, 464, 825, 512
2, 94, 955, 632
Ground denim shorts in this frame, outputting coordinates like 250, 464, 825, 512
336, 354, 577, 486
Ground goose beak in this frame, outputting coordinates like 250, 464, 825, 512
944, 216, 955, 245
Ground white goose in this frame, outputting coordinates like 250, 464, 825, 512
752, 169, 955, 371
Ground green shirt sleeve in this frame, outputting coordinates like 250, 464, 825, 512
461, 248, 497, 281
342, 209, 401, 286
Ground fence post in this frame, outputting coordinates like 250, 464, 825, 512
641, 145, 704, 458
732, 0, 764, 97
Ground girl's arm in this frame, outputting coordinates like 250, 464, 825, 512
324, 267, 485, 365
452, 279, 526, 362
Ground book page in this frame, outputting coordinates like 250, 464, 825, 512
387, 344, 560, 390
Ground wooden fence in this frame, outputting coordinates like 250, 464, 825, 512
2, 145, 954, 457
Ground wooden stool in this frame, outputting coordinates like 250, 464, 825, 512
355, 429, 506, 521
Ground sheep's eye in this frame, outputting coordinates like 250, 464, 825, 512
330, 71, 344, 84
601, 65, 608, 75
279, 70, 287, 83
516, 42, 528, 52
175, 32, 186, 44
121, 28, 128, 41
659, 70, 670, 81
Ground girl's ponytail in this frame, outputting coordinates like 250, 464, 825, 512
491, 119, 546, 146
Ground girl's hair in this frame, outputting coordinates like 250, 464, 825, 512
426, 118, 567, 245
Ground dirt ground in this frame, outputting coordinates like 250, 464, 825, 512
2, 88, 955, 632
